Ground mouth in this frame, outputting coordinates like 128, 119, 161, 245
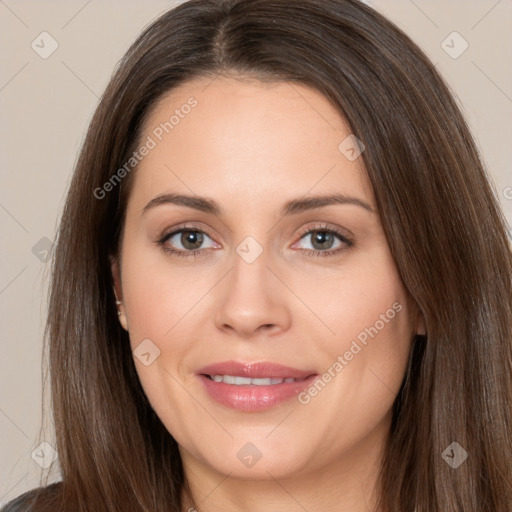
196, 361, 317, 411
205, 375, 305, 385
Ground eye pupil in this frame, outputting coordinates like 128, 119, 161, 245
166, 227, 344, 256
312, 231, 334, 250
182, 230, 203, 250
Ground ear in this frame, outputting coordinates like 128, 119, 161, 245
110, 254, 123, 301
110, 254, 128, 331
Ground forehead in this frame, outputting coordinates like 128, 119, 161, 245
127, 76, 374, 215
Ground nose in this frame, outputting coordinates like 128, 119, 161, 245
213, 242, 291, 339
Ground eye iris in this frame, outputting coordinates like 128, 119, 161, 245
174, 230, 338, 252
181, 230, 203, 250
311, 231, 334, 250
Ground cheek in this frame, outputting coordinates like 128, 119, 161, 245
120, 240, 211, 343
119, 244, 218, 416
299, 247, 412, 360
120, 248, 205, 431
295, 310, 412, 457
301, 250, 413, 421
326, 272, 411, 362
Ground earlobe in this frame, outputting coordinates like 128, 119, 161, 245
110, 255, 129, 331
117, 308, 129, 331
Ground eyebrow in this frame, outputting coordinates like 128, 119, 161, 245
141, 192, 374, 217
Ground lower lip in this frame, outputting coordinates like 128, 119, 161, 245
198, 374, 317, 411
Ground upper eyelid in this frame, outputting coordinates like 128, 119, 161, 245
295, 223, 352, 239
159, 222, 213, 241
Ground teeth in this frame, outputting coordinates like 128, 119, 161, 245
210, 375, 297, 385
234, 376, 252, 385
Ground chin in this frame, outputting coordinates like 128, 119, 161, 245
192, 434, 315, 480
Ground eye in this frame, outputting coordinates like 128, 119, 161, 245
157, 225, 218, 258
156, 223, 353, 259
292, 225, 353, 257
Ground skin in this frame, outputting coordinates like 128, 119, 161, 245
111, 75, 425, 512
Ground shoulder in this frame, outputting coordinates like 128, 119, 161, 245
1, 482, 62, 512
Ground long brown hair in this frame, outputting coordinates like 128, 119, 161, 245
4, 0, 511, 511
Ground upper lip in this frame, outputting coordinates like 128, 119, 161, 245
197, 361, 316, 379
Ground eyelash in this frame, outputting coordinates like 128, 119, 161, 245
156, 223, 354, 259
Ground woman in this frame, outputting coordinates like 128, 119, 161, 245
3, 0, 511, 511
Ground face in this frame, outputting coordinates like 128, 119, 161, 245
111, 76, 424, 482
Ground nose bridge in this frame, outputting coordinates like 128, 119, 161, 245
229, 233, 272, 297
235, 234, 266, 268
213, 231, 290, 336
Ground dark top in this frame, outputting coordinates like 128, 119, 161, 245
1, 482, 61, 512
